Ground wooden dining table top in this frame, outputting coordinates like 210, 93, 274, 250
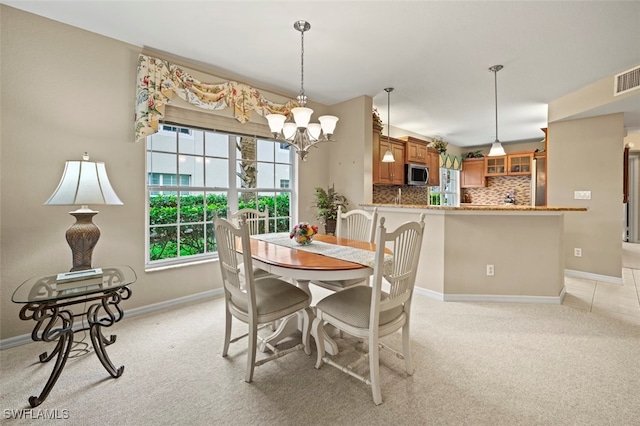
243, 234, 384, 272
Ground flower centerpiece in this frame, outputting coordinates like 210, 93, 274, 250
505, 189, 516, 205
290, 222, 319, 245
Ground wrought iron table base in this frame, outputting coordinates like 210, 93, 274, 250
19, 287, 131, 407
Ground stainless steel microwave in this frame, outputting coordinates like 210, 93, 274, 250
405, 163, 429, 186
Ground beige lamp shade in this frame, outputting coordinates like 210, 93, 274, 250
45, 160, 123, 206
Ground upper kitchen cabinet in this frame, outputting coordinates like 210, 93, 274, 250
399, 136, 428, 165
373, 126, 405, 185
507, 152, 533, 175
426, 147, 440, 186
398, 136, 440, 186
461, 158, 487, 188
485, 156, 507, 176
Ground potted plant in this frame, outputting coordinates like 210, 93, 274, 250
372, 108, 384, 134
313, 185, 348, 235
430, 137, 448, 154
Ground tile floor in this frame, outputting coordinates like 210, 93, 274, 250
564, 266, 640, 325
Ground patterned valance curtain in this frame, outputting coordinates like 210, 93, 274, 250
439, 153, 463, 170
135, 54, 298, 142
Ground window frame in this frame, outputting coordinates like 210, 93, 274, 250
145, 123, 295, 268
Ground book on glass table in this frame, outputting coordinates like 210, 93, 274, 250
55, 268, 103, 290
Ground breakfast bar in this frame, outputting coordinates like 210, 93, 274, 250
361, 204, 587, 303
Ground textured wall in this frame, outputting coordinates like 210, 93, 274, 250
463, 175, 532, 205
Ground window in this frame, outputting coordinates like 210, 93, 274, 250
146, 125, 293, 266
161, 125, 191, 135
429, 168, 459, 206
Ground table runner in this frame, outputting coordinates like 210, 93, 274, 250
251, 233, 393, 275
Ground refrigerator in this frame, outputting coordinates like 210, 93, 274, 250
530, 155, 547, 206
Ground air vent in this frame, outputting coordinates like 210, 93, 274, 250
614, 66, 640, 96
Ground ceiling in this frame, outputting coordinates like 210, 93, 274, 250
4, 1, 640, 148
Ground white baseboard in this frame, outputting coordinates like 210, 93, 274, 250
124, 288, 223, 320
0, 289, 224, 350
415, 285, 566, 304
414, 286, 445, 301
564, 269, 623, 285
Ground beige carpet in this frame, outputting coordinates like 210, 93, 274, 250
1, 293, 639, 425
623, 242, 640, 269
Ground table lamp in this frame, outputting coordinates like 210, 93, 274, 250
44, 153, 123, 272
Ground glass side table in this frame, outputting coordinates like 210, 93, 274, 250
12, 265, 137, 407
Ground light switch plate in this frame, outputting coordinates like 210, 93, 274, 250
574, 191, 591, 200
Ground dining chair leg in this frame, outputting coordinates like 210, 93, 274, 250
313, 317, 326, 369
246, 320, 258, 383
301, 308, 313, 356
369, 334, 382, 405
402, 322, 413, 375
222, 307, 232, 357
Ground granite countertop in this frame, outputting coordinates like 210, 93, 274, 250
361, 203, 588, 212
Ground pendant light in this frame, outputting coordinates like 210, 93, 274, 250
487, 65, 507, 157
381, 87, 395, 162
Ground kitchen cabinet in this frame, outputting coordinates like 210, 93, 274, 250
373, 128, 405, 185
485, 152, 535, 177
507, 152, 533, 175
400, 136, 428, 165
461, 158, 487, 188
426, 148, 441, 186
398, 136, 440, 186
485, 156, 507, 176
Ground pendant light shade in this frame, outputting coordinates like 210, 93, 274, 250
487, 65, 506, 157
381, 87, 395, 163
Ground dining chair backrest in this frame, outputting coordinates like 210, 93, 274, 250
311, 206, 379, 292
231, 207, 269, 235
372, 214, 426, 317
214, 214, 256, 310
336, 206, 378, 243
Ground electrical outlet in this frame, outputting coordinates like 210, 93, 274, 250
574, 248, 582, 257
486, 264, 494, 276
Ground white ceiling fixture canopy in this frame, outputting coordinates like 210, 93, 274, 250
265, 20, 339, 162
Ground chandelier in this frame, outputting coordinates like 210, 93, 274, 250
265, 20, 339, 162
487, 64, 507, 157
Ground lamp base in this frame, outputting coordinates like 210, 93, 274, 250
66, 208, 100, 272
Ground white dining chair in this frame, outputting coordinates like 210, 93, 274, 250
214, 214, 313, 383
336, 206, 378, 243
230, 207, 270, 235
230, 207, 275, 280
312, 214, 426, 405
311, 206, 378, 292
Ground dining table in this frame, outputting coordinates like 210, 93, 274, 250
242, 233, 391, 355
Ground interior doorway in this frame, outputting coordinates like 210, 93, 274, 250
625, 153, 639, 243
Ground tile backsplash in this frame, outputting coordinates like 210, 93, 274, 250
373, 185, 429, 205
462, 175, 532, 205
372, 175, 532, 206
